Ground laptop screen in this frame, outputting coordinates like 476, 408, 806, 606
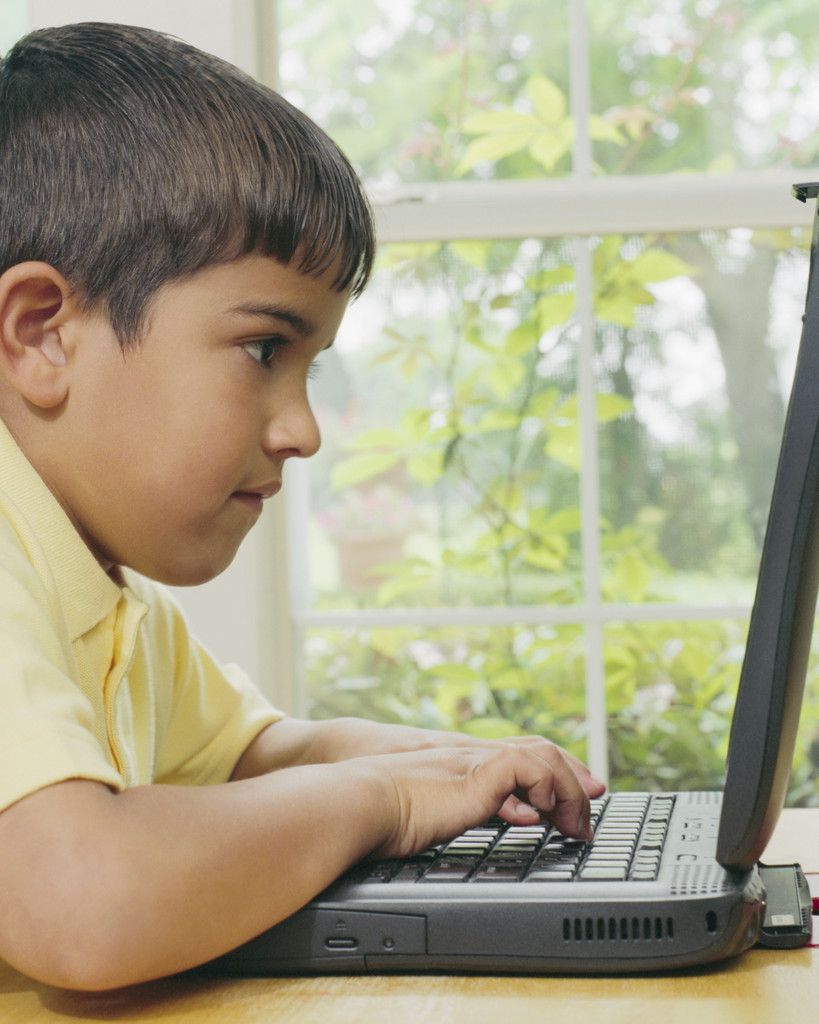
717, 182, 819, 870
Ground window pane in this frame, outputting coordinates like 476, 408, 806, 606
606, 620, 819, 806
307, 238, 580, 609
278, 0, 570, 186
589, 0, 819, 174
605, 618, 742, 792
305, 623, 588, 758
595, 228, 810, 604
0, 1, 27, 53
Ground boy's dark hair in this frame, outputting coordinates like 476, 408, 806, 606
0, 22, 375, 342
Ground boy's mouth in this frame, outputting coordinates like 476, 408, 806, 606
231, 482, 281, 514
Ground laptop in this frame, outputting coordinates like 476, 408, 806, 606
214, 182, 819, 975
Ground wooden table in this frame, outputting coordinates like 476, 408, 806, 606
2, 809, 817, 1024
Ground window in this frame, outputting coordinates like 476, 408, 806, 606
273, 0, 819, 798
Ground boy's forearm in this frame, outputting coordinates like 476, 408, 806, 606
0, 764, 391, 991
231, 715, 442, 777
230, 716, 333, 777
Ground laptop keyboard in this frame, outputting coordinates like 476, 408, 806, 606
355, 793, 675, 885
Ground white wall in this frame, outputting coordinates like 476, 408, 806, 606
27, 0, 239, 62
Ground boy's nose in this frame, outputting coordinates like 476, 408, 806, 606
262, 390, 321, 461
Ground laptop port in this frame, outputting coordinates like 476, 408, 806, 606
324, 936, 359, 950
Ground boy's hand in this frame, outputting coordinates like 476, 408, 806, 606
234, 716, 605, 858
358, 737, 603, 859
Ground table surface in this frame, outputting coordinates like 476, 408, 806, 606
1, 808, 817, 1024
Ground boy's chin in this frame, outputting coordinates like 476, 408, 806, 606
126, 541, 246, 588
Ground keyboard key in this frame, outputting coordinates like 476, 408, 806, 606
473, 864, 525, 882
423, 857, 478, 882
526, 868, 575, 881
579, 866, 628, 880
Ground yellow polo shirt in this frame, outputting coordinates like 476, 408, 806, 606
0, 420, 281, 813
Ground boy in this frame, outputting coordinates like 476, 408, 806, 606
0, 22, 604, 990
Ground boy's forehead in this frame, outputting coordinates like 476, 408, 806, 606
157, 253, 350, 321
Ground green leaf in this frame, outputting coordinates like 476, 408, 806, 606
431, 663, 483, 684
406, 450, 445, 486
503, 321, 540, 357
536, 291, 576, 331
474, 409, 522, 432
596, 393, 633, 423
381, 242, 442, 265
460, 109, 541, 135
527, 74, 566, 123
707, 153, 736, 174
543, 393, 630, 470
488, 666, 530, 694
526, 386, 562, 420
596, 286, 653, 327
347, 428, 405, 451
450, 240, 495, 269
543, 396, 580, 469
462, 717, 524, 739
375, 572, 433, 606
608, 551, 650, 602
538, 506, 582, 533
593, 235, 624, 273
522, 545, 565, 571
330, 452, 403, 489
629, 248, 699, 285
492, 483, 525, 513
456, 130, 539, 173
529, 120, 573, 171
487, 358, 526, 398
526, 265, 574, 291
401, 408, 433, 444
588, 114, 626, 145
545, 424, 580, 470
399, 353, 420, 379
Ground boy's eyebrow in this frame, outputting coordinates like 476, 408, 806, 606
222, 302, 337, 350
224, 303, 315, 337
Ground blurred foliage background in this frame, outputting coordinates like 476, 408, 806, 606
277, 0, 819, 802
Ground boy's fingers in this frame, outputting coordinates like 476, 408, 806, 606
526, 750, 593, 841
487, 743, 593, 841
503, 736, 606, 797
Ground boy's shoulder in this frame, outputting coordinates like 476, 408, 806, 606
0, 417, 134, 629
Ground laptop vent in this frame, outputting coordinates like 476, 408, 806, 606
562, 916, 675, 944
670, 863, 731, 895
682, 791, 721, 806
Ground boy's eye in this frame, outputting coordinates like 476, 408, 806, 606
243, 337, 286, 368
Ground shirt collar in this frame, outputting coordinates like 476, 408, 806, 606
0, 419, 123, 640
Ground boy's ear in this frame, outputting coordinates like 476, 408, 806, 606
0, 262, 75, 408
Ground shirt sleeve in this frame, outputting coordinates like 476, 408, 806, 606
0, 521, 123, 814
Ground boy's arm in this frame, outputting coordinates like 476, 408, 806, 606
0, 732, 601, 992
232, 715, 604, 825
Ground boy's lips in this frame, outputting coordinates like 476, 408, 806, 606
231, 481, 282, 513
